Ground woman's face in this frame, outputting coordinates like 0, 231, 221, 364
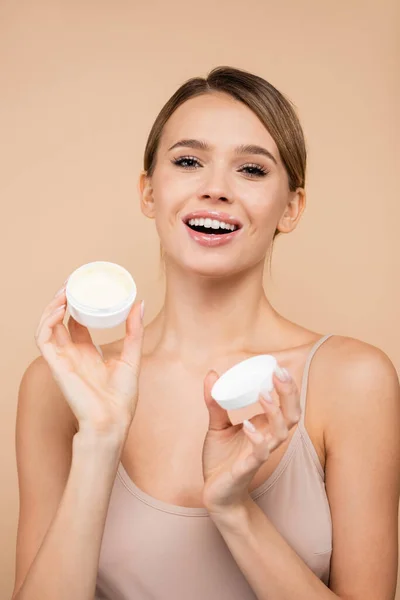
140, 92, 304, 277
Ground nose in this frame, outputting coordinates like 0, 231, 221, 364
197, 166, 233, 204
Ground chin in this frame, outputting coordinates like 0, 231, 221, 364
171, 249, 249, 280
161, 231, 266, 279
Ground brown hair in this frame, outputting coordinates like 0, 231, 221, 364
144, 65, 306, 246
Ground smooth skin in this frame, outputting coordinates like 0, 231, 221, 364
13, 91, 400, 599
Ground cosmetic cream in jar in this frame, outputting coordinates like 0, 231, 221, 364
66, 261, 137, 329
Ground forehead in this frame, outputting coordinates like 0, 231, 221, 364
160, 92, 278, 155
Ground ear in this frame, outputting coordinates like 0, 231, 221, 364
276, 188, 306, 234
138, 170, 156, 219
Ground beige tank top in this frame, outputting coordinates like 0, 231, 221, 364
95, 334, 333, 599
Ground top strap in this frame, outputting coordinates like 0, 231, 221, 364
299, 334, 334, 425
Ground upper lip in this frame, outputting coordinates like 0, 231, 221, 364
182, 210, 243, 228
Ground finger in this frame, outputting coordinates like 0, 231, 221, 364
258, 394, 290, 451
35, 304, 66, 347
272, 366, 302, 427
236, 422, 273, 477
117, 300, 144, 375
204, 370, 231, 431
35, 304, 69, 366
53, 322, 72, 347
37, 277, 69, 329
36, 282, 68, 332
67, 315, 94, 346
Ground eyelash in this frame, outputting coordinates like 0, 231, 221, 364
171, 156, 269, 178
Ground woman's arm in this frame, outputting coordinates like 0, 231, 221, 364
211, 498, 337, 599
210, 341, 400, 600
12, 358, 129, 600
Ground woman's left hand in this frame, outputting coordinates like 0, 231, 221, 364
201, 366, 301, 516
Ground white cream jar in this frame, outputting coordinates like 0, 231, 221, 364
211, 355, 277, 410
66, 261, 136, 329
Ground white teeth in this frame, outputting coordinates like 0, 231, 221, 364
187, 217, 238, 231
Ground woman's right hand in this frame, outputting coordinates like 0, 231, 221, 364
34, 280, 145, 437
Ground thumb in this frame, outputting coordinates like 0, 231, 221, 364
204, 370, 231, 431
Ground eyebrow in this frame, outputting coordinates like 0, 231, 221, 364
167, 138, 278, 165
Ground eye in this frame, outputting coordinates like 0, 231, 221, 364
239, 163, 269, 178
171, 156, 201, 170
171, 156, 269, 178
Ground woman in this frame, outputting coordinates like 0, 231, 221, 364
13, 66, 400, 599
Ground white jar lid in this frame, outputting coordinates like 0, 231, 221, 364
211, 354, 277, 410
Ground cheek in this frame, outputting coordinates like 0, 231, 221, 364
152, 167, 192, 209
152, 175, 199, 241
151, 173, 177, 217
151, 173, 183, 244
247, 197, 279, 232
247, 182, 288, 229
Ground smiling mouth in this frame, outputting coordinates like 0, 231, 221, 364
185, 217, 240, 235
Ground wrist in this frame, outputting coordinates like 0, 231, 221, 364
78, 411, 131, 435
74, 420, 130, 450
207, 496, 254, 532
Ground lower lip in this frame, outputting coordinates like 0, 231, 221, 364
184, 223, 242, 247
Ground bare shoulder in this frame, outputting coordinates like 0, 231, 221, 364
319, 335, 397, 381
337, 335, 399, 386
317, 336, 400, 445
18, 355, 77, 435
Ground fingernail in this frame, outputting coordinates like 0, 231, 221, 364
55, 285, 66, 297
260, 390, 273, 403
243, 419, 256, 433
274, 365, 291, 382
140, 300, 145, 322
260, 378, 274, 402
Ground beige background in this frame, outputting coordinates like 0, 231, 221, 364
1, 0, 399, 597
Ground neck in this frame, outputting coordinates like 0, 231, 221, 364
149, 260, 281, 364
